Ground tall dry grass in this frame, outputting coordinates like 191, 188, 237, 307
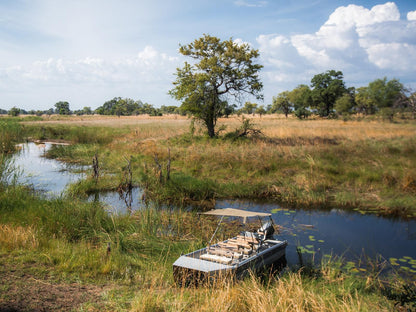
0, 224, 39, 250
129, 271, 392, 312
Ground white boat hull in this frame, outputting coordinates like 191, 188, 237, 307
173, 238, 288, 286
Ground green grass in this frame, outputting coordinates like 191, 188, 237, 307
0, 118, 22, 154
18, 117, 416, 217
1, 183, 413, 311
22, 123, 128, 144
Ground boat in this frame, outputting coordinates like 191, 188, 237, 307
173, 208, 288, 286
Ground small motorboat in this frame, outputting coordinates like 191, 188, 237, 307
173, 208, 288, 286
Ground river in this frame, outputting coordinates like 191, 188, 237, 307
12, 142, 416, 277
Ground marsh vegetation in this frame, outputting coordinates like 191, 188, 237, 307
1, 114, 416, 311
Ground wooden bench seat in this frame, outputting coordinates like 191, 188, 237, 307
236, 235, 258, 244
217, 242, 253, 255
207, 247, 243, 259
226, 239, 252, 249
200, 253, 233, 265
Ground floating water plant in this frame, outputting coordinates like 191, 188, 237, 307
390, 257, 399, 266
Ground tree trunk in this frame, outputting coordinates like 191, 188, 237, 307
206, 121, 215, 138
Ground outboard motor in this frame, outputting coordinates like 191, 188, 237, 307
258, 221, 275, 239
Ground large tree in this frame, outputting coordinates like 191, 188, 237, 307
288, 84, 312, 119
272, 91, 292, 118
367, 77, 404, 109
54, 101, 71, 115
169, 34, 263, 137
310, 70, 347, 117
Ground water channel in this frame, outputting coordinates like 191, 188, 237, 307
11, 142, 416, 277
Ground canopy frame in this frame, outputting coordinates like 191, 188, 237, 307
201, 208, 271, 224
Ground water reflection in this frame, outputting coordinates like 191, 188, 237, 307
88, 188, 145, 213
13, 142, 85, 196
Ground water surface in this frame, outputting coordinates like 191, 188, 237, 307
12, 142, 416, 276
14, 142, 85, 196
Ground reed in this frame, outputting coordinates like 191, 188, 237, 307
0, 118, 22, 154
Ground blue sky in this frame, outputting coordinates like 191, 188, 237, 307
0, 0, 415, 111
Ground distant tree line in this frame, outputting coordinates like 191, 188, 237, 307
267, 70, 416, 120
0, 98, 183, 117
94, 97, 181, 116
1, 71, 415, 121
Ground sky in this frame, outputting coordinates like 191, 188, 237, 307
0, 0, 415, 111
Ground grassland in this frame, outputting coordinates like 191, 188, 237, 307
1, 114, 415, 311
0, 185, 412, 311
21, 114, 416, 218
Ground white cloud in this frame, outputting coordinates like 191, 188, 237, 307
407, 10, 416, 21
256, 1, 416, 95
0, 46, 179, 109
366, 43, 416, 70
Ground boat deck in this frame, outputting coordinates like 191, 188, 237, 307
198, 234, 278, 265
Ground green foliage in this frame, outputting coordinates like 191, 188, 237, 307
255, 105, 267, 116
334, 93, 355, 116
240, 102, 258, 115
22, 124, 124, 145
311, 70, 347, 117
8, 107, 20, 117
169, 34, 263, 137
272, 91, 292, 117
55, 101, 71, 115
74, 106, 93, 116
355, 86, 377, 115
0, 118, 22, 154
289, 85, 312, 119
95, 97, 161, 116
367, 77, 404, 109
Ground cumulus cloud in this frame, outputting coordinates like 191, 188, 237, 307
257, 1, 416, 95
0, 46, 179, 109
2, 46, 178, 84
407, 10, 416, 20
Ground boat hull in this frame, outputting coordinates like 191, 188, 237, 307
173, 239, 288, 286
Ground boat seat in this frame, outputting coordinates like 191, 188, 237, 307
236, 235, 259, 244
217, 242, 253, 255
227, 239, 252, 249
207, 247, 243, 259
200, 253, 233, 265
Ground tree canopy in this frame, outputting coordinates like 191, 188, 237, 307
310, 70, 347, 117
272, 91, 292, 118
94, 97, 161, 116
169, 34, 263, 137
55, 101, 71, 115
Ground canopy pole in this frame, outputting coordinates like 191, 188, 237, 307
208, 215, 224, 247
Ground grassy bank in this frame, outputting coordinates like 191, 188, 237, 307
22, 115, 416, 217
1, 183, 414, 311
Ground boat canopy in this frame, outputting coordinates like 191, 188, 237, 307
202, 208, 271, 223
